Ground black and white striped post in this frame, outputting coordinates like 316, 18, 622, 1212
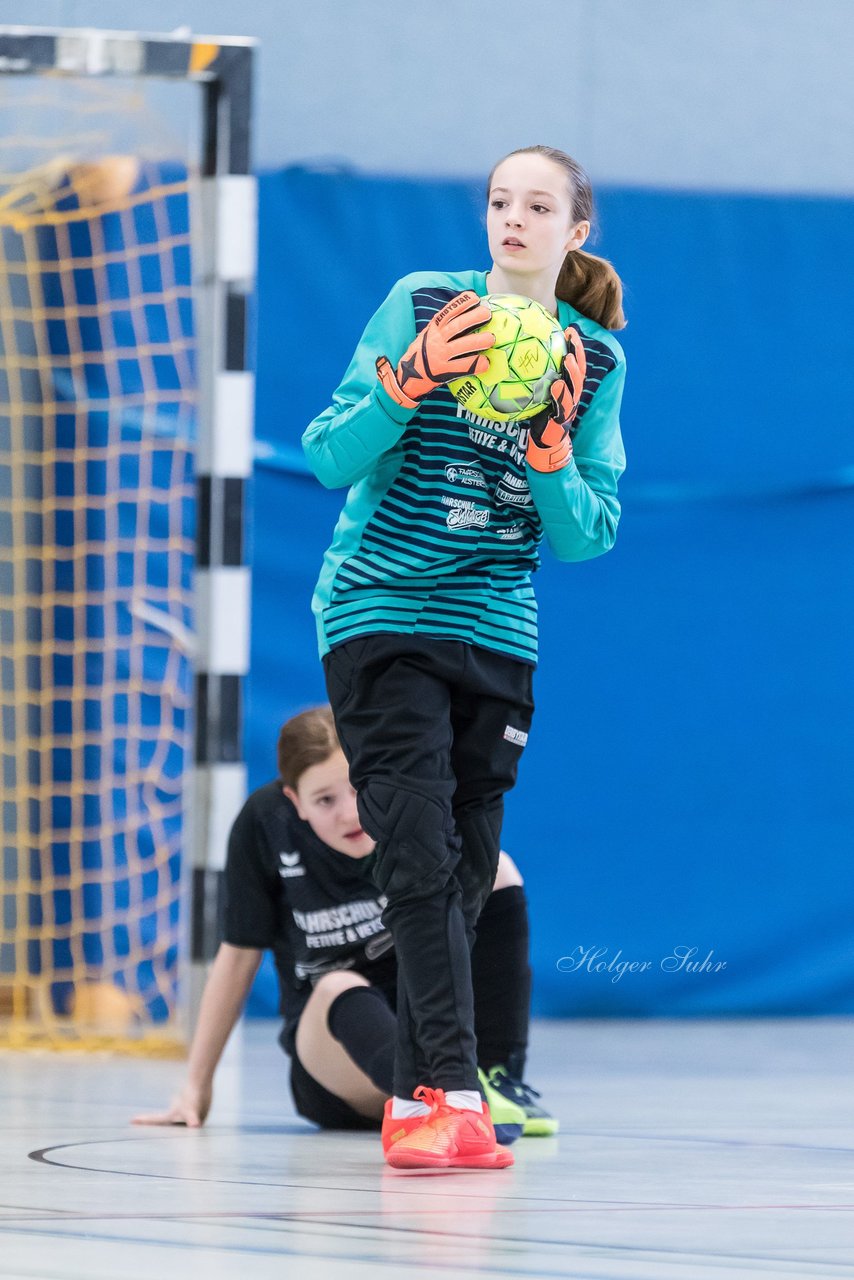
190, 39, 257, 1018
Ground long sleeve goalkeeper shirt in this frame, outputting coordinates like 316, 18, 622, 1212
302, 269, 626, 665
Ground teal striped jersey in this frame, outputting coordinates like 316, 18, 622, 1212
302, 269, 626, 664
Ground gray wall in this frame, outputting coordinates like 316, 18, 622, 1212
17, 0, 854, 190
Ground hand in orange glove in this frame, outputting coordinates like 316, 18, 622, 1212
526, 325, 588, 473
376, 291, 494, 408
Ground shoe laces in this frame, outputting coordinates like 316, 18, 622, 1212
412, 1085, 453, 1119
488, 1065, 541, 1106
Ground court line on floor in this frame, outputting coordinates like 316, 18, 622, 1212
567, 1130, 854, 1156
16, 1141, 854, 1218
1, 1214, 852, 1278
4, 1204, 854, 1221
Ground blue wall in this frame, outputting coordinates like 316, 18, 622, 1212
246, 167, 854, 1017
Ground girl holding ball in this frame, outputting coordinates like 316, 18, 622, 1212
302, 146, 627, 1170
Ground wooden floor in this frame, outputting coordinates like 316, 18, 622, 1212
1, 1018, 853, 1279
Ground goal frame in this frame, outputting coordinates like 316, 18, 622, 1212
0, 25, 257, 1036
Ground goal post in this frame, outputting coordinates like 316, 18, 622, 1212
0, 26, 256, 1050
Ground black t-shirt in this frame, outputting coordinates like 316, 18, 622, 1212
223, 781, 397, 1052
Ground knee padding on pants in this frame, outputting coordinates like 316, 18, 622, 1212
454, 798, 504, 924
358, 781, 460, 906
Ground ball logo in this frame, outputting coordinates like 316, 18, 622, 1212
454, 379, 478, 404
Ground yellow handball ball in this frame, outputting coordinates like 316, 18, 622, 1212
447, 293, 567, 423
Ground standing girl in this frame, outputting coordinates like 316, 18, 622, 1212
303, 146, 626, 1170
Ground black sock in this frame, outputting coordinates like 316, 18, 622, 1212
326, 985, 396, 1095
471, 884, 531, 1077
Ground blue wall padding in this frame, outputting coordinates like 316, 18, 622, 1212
245, 166, 854, 1018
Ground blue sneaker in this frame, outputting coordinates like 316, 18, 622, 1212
477, 1067, 525, 1144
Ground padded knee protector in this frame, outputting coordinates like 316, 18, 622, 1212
358, 781, 461, 907
455, 797, 504, 929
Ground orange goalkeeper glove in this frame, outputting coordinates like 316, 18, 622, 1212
526, 324, 588, 473
376, 291, 494, 408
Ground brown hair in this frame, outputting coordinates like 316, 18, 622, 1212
276, 705, 340, 789
488, 145, 626, 331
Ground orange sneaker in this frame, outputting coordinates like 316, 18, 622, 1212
384, 1086, 514, 1170
381, 1099, 430, 1154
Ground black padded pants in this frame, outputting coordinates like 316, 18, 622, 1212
323, 634, 534, 1098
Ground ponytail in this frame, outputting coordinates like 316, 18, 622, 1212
556, 248, 626, 331
488, 144, 627, 331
